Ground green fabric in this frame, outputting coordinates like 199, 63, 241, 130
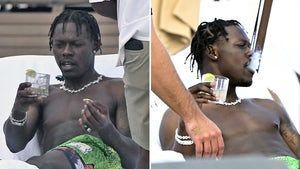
273, 156, 299, 169
59, 134, 122, 169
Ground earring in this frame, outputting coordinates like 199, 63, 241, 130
214, 55, 218, 59
93, 50, 97, 54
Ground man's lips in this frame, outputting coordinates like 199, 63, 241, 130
244, 61, 255, 74
244, 61, 250, 67
60, 60, 76, 70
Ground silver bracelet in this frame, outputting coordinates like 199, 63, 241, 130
175, 128, 194, 146
10, 111, 27, 126
175, 136, 194, 145
175, 128, 192, 139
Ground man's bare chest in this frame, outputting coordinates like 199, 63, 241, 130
202, 103, 281, 138
41, 89, 116, 130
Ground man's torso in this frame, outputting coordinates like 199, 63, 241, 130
37, 77, 127, 152
201, 98, 296, 157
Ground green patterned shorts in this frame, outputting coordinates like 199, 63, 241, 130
56, 134, 122, 169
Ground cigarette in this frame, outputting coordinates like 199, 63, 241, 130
83, 98, 94, 103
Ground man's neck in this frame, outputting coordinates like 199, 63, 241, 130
63, 71, 100, 90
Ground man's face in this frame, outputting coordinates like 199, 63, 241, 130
51, 22, 95, 79
216, 25, 253, 87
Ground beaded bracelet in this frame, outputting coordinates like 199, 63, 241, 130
10, 111, 27, 126
175, 128, 194, 146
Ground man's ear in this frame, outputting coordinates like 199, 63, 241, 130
207, 45, 218, 60
93, 41, 102, 54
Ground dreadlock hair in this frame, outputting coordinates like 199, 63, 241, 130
48, 9, 102, 53
186, 18, 243, 78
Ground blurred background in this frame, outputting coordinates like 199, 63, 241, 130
0, 0, 119, 57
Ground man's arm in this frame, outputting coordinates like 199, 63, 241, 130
3, 82, 41, 153
90, 0, 117, 20
151, 20, 224, 157
111, 82, 139, 168
276, 101, 300, 158
96, 121, 138, 169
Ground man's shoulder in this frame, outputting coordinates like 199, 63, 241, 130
247, 98, 277, 105
248, 98, 273, 102
101, 76, 124, 86
95, 76, 124, 95
247, 98, 284, 111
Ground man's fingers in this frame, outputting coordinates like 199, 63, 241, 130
194, 138, 222, 158
217, 135, 224, 157
210, 137, 219, 157
92, 102, 108, 115
193, 133, 224, 158
83, 98, 108, 116
203, 139, 212, 158
18, 82, 31, 90
188, 84, 200, 94
194, 140, 203, 157
83, 106, 99, 125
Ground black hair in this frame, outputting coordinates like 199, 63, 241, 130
186, 18, 243, 77
48, 9, 102, 53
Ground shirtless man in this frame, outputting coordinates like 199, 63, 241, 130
3, 9, 138, 169
159, 19, 299, 168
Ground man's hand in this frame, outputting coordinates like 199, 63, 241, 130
185, 82, 224, 158
188, 82, 217, 106
184, 115, 224, 158
12, 82, 43, 113
79, 99, 113, 136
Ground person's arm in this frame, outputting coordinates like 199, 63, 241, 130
160, 108, 196, 157
276, 101, 300, 158
90, 0, 117, 20
151, 20, 224, 157
160, 82, 219, 157
3, 82, 42, 153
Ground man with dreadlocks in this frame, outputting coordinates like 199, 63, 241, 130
3, 9, 138, 169
159, 19, 299, 169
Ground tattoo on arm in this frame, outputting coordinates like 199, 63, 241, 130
281, 124, 300, 157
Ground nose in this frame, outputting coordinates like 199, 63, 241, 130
246, 47, 253, 59
62, 44, 73, 57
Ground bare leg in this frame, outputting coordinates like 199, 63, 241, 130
27, 150, 72, 169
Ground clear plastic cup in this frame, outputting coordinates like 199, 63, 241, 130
202, 74, 229, 104
25, 72, 50, 97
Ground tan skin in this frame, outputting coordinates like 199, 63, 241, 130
4, 22, 138, 169
160, 25, 300, 159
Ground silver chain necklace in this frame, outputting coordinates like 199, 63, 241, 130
217, 98, 242, 106
60, 75, 103, 94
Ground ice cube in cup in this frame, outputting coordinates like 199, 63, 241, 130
25, 70, 50, 97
